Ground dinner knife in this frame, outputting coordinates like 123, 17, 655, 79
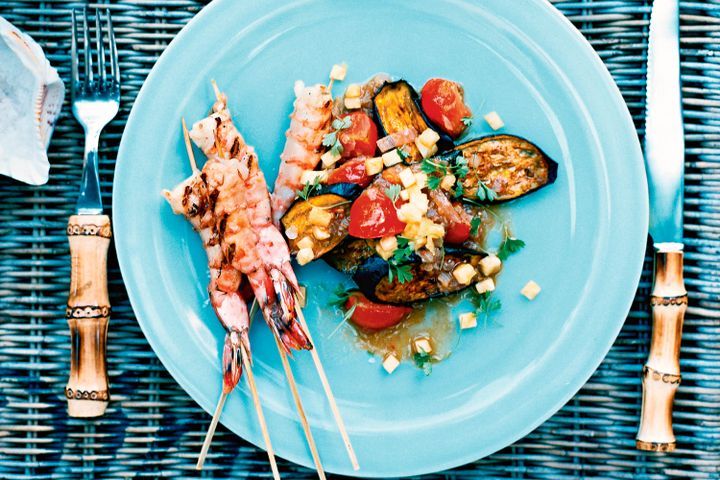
636, 0, 687, 452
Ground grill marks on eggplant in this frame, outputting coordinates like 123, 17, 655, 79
449, 135, 558, 202
373, 80, 452, 162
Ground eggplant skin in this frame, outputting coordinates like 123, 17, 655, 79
352, 252, 484, 305
323, 238, 376, 275
281, 194, 351, 258
373, 80, 453, 162
315, 182, 363, 200
447, 134, 559, 203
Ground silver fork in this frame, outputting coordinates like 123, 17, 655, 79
65, 8, 120, 419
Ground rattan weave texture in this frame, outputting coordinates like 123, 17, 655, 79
0, 1, 718, 478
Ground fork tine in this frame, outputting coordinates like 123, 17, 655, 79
106, 9, 119, 85
95, 9, 106, 83
70, 10, 79, 97
82, 7, 93, 85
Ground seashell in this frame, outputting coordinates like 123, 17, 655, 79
0, 16, 64, 185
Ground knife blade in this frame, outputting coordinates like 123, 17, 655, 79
645, 0, 684, 245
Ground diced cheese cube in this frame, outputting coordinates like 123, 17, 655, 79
475, 278, 496, 295
399, 168, 416, 188
379, 235, 398, 252
479, 255, 503, 276
344, 97, 362, 110
400, 189, 410, 201
330, 63, 347, 81
440, 174, 456, 191
414, 172, 428, 189
308, 207, 333, 227
346, 83, 361, 98
297, 285, 307, 307
321, 149, 341, 168
452, 263, 477, 285
414, 338, 433, 354
521, 280, 542, 300
415, 139, 438, 159
365, 156, 384, 176
459, 312, 477, 330
301, 170, 328, 185
410, 192, 429, 214
427, 223, 445, 238
312, 226, 331, 240
296, 248, 314, 266
403, 222, 419, 239
284, 224, 299, 240
297, 236, 314, 250
484, 111, 505, 130
375, 243, 394, 260
425, 237, 435, 254
417, 128, 440, 148
397, 203, 423, 223
412, 237, 426, 250
382, 353, 400, 374
382, 149, 403, 167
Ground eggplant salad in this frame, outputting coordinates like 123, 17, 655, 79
272, 65, 558, 376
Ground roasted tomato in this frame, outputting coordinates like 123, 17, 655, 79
420, 78, 472, 138
326, 157, 374, 187
338, 111, 379, 158
445, 221, 471, 244
348, 187, 405, 238
345, 292, 412, 330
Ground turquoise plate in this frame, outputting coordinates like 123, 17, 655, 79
114, 0, 648, 477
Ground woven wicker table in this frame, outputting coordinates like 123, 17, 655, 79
1, 1, 718, 478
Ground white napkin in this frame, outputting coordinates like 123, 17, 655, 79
0, 16, 64, 185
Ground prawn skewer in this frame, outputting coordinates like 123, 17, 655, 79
270, 80, 333, 226
193, 83, 358, 470
163, 121, 279, 478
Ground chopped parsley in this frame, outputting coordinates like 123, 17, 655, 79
421, 155, 469, 192
476, 181, 498, 202
470, 217, 482, 237
461, 116, 473, 127
387, 237, 414, 284
384, 184, 402, 203
296, 176, 321, 201
497, 236, 525, 260
328, 285, 357, 338
322, 117, 353, 157
396, 146, 410, 161
413, 351, 433, 376
472, 291, 502, 325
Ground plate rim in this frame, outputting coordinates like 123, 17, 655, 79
113, 0, 649, 476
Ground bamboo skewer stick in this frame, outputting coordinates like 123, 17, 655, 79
240, 342, 281, 480
270, 332, 325, 480
295, 297, 359, 471
196, 391, 227, 470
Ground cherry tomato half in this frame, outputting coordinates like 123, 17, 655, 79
348, 187, 406, 239
420, 78, 472, 138
445, 221, 471, 244
338, 111, 379, 158
326, 157, 374, 188
345, 292, 412, 330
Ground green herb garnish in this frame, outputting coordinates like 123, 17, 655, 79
413, 351, 433, 376
296, 176, 322, 201
396, 146, 410, 161
322, 117, 353, 157
384, 184, 402, 203
472, 291, 502, 325
461, 116, 473, 127
329, 285, 352, 307
476, 181, 497, 202
421, 156, 469, 191
387, 237, 414, 284
497, 236, 525, 260
470, 217, 482, 237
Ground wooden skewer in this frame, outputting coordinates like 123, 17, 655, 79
196, 391, 227, 470
181, 117, 199, 173
295, 297, 359, 471
241, 342, 281, 480
271, 332, 326, 480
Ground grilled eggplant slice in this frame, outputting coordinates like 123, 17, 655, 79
352, 249, 485, 305
445, 135, 558, 203
323, 238, 377, 275
373, 80, 452, 162
316, 182, 363, 200
281, 193, 352, 259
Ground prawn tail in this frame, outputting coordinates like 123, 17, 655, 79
222, 330, 243, 394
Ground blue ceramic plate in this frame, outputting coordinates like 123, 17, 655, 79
114, 0, 648, 477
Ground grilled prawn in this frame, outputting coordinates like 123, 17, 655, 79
190, 93, 312, 353
163, 170, 250, 393
270, 81, 333, 226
